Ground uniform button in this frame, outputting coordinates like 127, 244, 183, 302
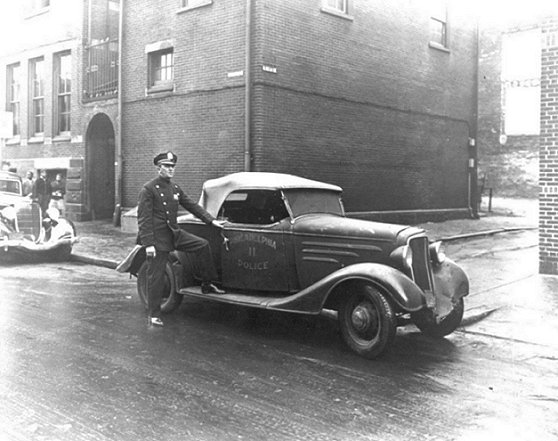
166, 211, 169, 214
160, 193, 164, 197
155, 185, 159, 189
167, 220, 170, 223
163, 202, 167, 205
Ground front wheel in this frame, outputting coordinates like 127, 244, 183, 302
412, 298, 464, 338
339, 285, 396, 359
137, 260, 182, 313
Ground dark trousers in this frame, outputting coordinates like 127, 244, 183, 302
146, 230, 218, 318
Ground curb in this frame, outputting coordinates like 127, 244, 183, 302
439, 226, 537, 243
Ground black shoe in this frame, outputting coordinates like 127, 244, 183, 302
201, 282, 225, 294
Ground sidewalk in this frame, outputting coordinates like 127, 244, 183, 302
70, 196, 539, 269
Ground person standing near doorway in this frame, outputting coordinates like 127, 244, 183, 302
22, 171, 34, 197
49, 173, 66, 215
33, 170, 49, 216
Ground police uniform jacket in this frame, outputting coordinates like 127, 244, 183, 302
137, 176, 215, 251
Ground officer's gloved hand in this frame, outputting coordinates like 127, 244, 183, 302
145, 245, 156, 260
211, 220, 226, 229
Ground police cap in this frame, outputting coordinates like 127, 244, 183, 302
153, 151, 177, 166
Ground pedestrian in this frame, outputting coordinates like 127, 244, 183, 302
137, 151, 225, 327
33, 170, 49, 216
48, 173, 66, 215
22, 171, 34, 197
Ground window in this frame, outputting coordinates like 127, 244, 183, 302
55, 52, 72, 135
502, 29, 541, 136
324, 0, 348, 13
148, 49, 174, 91
219, 190, 289, 225
429, 0, 448, 49
30, 58, 45, 136
28, 0, 50, 13
6, 63, 21, 137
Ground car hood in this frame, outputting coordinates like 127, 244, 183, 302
291, 214, 424, 245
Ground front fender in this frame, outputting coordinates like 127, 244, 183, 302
429, 256, 469, 319
266, 262, 426, 314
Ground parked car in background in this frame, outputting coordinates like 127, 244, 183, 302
0, 171, 77, 262
118, 172, 469, 359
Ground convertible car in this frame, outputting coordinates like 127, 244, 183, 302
118, 172, 469, 358
0, 171, 77, 263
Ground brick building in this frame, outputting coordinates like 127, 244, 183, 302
0, 0, 120, 220
539, 15, 558, 275
120, 0, 479, 219
1, 0, 480, 221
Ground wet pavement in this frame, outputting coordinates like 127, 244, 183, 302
2, 197, 557, 440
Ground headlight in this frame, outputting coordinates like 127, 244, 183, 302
0, 206, 17, 222
429, 241, 446, 265
390, 245, 413, 272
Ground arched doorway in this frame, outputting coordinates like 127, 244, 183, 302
86, 113, 115, 219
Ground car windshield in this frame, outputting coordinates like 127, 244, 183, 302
0, 179, 22, 195
284, 189, 344, 217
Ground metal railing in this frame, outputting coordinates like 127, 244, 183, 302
83, 39, 119, 101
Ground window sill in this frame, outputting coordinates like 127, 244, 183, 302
177, 0, 212, 14
28, 136, 44, 144
53, 135, 71, 143
147, 83, 175, 95
5, 136, 21, 146
320, 7, 354, 21
429, 42, 450, 53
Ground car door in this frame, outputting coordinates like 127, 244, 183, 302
219, 190, 292, 292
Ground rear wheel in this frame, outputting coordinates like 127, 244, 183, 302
412, 298, 464, 338
339, 285, 396, 359
137, 260, 182, 313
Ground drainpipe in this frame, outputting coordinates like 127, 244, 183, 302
114, 0, 124, 225
244, 0, 252, 172
469, 18, 480, 219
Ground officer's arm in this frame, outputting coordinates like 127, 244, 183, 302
179, 191, 214, 224
137, 187, 156, 247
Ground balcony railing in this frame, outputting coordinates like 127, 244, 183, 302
83, 39, 119, 101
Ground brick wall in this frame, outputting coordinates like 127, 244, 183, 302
539, 16, 558, 275
120, 0, 478, 214
252, 0, 477, 212
120, 0, 247, 206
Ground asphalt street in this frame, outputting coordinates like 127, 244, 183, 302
1, 197, 556, 441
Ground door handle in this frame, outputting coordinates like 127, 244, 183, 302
221, 231, 230, 252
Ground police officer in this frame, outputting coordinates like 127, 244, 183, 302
137, 151, 224, 327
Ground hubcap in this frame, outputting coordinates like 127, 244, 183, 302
351, 304, 371, 332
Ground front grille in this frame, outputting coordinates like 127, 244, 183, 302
408, 236, 434, 292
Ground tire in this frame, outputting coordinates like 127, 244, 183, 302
137, 260, 183, 313
412, 298, 464, 338
339, 285, 397, 359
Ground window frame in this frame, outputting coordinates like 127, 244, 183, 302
29, 57, 45, 137
6, 63, 21, 137
178, 0, 212, 13
320, 0, 353, 20
147, 48, 174, 94
429, 0, 449, 51
54, 51, 72, 136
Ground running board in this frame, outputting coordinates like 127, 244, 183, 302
177, 286, 319, 314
